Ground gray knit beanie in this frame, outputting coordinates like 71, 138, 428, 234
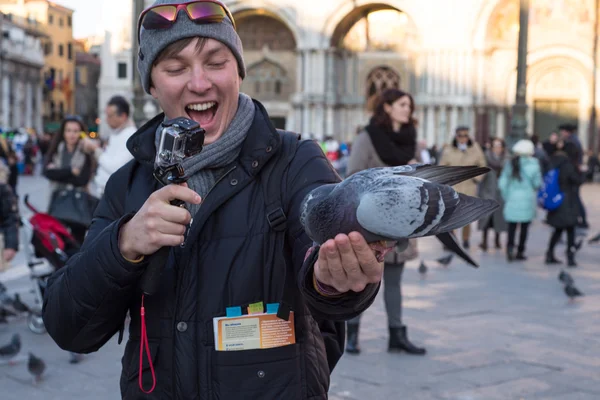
137, 0, 245, 94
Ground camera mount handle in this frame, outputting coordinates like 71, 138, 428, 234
139, 163, 188, 295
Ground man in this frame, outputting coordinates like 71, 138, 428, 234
558, 123, 588, 228
42, 1, 383, 398
0, 134, 18, 195
439, 126, 487, 248
0, 161, 18, 266
84, 95, 137, 197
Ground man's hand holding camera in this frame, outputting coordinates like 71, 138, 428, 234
118, 183, 201, 260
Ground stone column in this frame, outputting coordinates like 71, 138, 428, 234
426, 50, 434, 94
36, 84, 43, 134
295, 49, 303, 93
450, 106, 458, 136
426, 106, 435, 146
496, 107, 505, 139
25, 81, 32, 129
1, 75, 9, 128
13, 80, 22, 129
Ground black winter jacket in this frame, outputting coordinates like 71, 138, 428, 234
546, 151, 584, 229
0, 183, 19, 250
42, 101, 379, 399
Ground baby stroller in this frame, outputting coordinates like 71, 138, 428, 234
7, 194, 80, 333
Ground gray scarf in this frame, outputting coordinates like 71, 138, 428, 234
155, 93, 255, 216
50, 141, 87, 191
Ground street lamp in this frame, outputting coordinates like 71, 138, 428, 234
507, 0, 530, 152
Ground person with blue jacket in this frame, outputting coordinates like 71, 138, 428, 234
498, 139, 542, 262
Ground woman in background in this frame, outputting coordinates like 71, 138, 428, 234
345, 88, 425, 356
43, 116, 94, 245
498, 139, 542, 261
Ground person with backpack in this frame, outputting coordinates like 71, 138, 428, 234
498, 139, 542, 262
42, 2, 383, 398
544, 140, 584, 266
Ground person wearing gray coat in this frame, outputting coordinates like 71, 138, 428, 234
477, 138, 507, 251
344, 89, 426, 356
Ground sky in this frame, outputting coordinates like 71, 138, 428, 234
53, 0, 131, 39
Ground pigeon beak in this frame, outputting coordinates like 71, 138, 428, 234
435, 232, 478, 268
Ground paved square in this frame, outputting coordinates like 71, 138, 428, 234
1, 175, 599, 399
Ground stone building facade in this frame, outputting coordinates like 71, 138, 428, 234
0, 12, 44, 133
223, 0, 599, 149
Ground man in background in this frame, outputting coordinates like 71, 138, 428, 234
83, 96, 137, 198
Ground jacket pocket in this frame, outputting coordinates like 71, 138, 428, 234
211, 344, 304, 400
120, 339, 160, 399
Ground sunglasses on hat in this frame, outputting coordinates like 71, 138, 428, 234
137, 0, 236, 43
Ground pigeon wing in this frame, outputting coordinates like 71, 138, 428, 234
390, 164, 491, 187
356, 178, 458, 239
356, 177, 498, 240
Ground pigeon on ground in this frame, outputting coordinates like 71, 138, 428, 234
436, 253, 454, 266
418, 260, 428, 275
12, 294, 30, 313
589, 232, 600, 244
558, 270, 574, 286
28, 352, 46, 384
300, 165, 498, 267
0, 333, 21, 364
564, 284, 584, 300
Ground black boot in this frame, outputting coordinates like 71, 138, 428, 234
479, 231, 488, 251
545, 251, 562, 265
495, 233, 501, 249
515, 250, 527, 261
567, 249, 577, 268
388, 326, 426, 355
506, 246, 514, 262
345, 324, 361, 354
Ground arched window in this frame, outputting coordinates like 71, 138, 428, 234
247, 59, 289, 101
342, 10, 411, 52
236, 14, 296, 51
366, 66, 400, 98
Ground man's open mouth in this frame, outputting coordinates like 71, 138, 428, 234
186, 102, 218, 127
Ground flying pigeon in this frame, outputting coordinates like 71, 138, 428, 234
564, 283, 584, 300
300, 165, 498, 267
0, 333, 21, 364
589, 232, 600, 244
418, 260, 428, 275
28, 352, 46, 384
558, 270, 574, 286
436, 253, 454, 266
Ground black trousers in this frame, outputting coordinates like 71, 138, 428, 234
548, 226, 576, 253
507, 222, 530, 253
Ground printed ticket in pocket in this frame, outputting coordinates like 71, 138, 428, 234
213, 312, 296, 351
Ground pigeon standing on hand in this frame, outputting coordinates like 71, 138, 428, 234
28, 352, 46, 384
300, 165, 498, 267
0, 333, 21, 364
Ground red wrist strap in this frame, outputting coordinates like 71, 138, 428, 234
139, 295, 156, 394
